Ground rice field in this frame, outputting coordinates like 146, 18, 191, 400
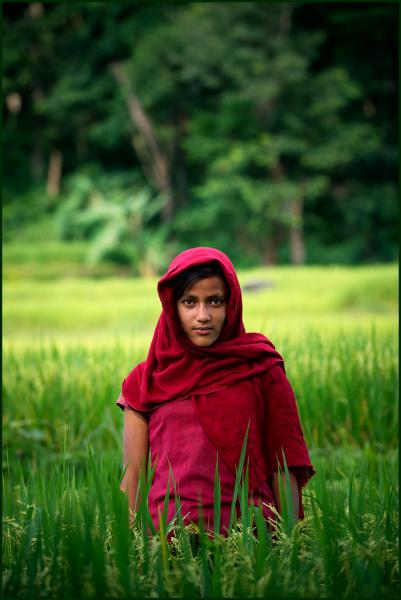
2, 264, 399, 598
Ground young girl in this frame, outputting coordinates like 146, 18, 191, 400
116, 247, 315, 534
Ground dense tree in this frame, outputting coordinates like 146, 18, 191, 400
2, 2, 398, 270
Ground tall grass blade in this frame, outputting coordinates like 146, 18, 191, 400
213, 453, 221, 538
277, 449, 296, 536
228, 422, 250, 532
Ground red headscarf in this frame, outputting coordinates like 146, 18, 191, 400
122, 246, 284, 411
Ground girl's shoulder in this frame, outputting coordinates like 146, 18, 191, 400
259, 361, 287, 386
123, 359, 146, 391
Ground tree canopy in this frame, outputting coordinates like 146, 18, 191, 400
3, 2, 398, 273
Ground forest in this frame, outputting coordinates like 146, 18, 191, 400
3, 2, 398, 274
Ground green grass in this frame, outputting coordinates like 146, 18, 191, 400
2, 329, 398, 458
2, 443, 398, 598
2, 264, 399, 597
3, 241, 131, 280
3, 264, 398, 340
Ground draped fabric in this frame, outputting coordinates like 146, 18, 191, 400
122, 247, 284, 409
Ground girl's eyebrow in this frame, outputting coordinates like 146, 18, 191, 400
182, 292, 225, 299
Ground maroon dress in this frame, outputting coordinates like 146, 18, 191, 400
117, 363, 315, 530
117, 392, 276, 533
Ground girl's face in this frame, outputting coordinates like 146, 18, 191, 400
176, 276, 227, 347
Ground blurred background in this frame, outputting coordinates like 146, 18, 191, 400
3, 2, 398, 278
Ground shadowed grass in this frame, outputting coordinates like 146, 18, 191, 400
2, 442, 398, 598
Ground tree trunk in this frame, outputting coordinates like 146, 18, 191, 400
28, 3, 44, 18
31, 140, 45, 181
173, 113, 188, 207
265, 161, 285, 265
76, 127, 89, 160
289, 197, 305, 265
277, 3, 293, 38
46, 149, 63, 197
264, 234, 278, 265
31, 87, 45, 181
110, 62, 174, 222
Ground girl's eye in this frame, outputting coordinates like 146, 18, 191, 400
181, 297, 224, 306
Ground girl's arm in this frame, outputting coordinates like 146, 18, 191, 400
272, 470, 300, 521
120, 406, 149, 524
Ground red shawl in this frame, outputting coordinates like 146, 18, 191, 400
123, 246, 284, 409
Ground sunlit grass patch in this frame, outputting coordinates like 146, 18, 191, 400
3, 265, 397, 338
3, 326, 397, 462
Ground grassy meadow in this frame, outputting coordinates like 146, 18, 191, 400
2, 258, 399, 598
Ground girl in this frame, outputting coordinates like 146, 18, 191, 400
116, 247, 315, 534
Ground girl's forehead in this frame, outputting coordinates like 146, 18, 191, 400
182, 275, 227, 296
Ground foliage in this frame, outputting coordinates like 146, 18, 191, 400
55, 168, 178, 275
2, 446, 399, 598
2, 3, 398, 268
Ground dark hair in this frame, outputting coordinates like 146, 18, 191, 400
172, 261, 228, 302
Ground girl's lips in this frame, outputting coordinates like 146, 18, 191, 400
194, 328, 213, 335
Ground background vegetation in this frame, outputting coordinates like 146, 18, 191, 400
3, 2, 398, 274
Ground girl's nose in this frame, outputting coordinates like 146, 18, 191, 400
196, 302, 211, 321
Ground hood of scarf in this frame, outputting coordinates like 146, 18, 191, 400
123, 247, 283, 410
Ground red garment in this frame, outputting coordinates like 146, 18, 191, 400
125, 246, 284, 408
116, 395, 276, 533
119, 247, 315, 520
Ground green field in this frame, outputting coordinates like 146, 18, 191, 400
3, 264, 399, 598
